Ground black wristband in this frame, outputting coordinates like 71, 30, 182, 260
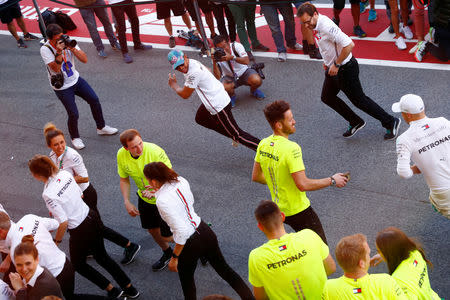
172, 253, 179, 259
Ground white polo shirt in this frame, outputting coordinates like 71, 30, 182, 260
313, 14, 353, 68
184, 59, 230, 115
49, 146, 89, 192
396, 117, 450, 192
6, 215, 66, 277
42, 170, 89, 229
155, 177, 201, 245
40, 41, 80, 91
0, 205, 10, 254
217, 42, 249, 78
0, 279, 14, 300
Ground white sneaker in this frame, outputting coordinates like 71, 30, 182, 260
72, 138, 86, 150
277, 52, 287, 62
395, 36, 407, 50
401, 25, 413, 39
97, 125, 118, 135
288, 43, 303, 51
409, 42, 419, 54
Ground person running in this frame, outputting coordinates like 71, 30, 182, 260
371, 227, 441, 299
168, 49, 260, 151
322, 234, 407, 299
252, 100, 348, 243
44, 122, 141, 264
28, 155, 139, 299
117, 129, 174, 271
248, 200, 336, 300
143, 162, 254, 300
298, 3, 401, 140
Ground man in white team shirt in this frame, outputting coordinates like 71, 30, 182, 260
167, 49, 260, 151
393, 94, 450, 219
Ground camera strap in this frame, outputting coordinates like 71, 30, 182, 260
44, 44, 65, 75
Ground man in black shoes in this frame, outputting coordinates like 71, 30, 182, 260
298, 3, 401, 140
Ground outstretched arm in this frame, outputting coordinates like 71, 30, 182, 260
168, 73, 195, 99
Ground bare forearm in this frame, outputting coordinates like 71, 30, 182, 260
298, 177, 332, 191
72, 48, 87, 63
120, 178, 131, 203
54, 221, 68, 243
235, 56, 249, 65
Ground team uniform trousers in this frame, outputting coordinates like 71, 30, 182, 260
54, 77, 106, 139
111, 0, 141, 54
178, 221, 254, 300
82, 183, 129, 248
320, 57, 395, 129
284, 206, 328, 245
195, 102, 260, 151
68, 209, 131, 290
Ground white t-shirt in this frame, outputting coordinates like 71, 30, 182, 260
217, 42, 249, 78
184, 59, 230, 115
40, 41, 80, 90
0, 280, 14, 300
6, 215, 66, 277
313, 14, 353, 67
155, 177, 201, 245
396, 117, 450, 192
42, 170, 89, 229
0, 205, 10, 254
49, 146, 89, 192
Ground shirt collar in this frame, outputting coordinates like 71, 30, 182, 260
314, 13, 324, 30
408, 116, 428, 125
25, 265, 44, 287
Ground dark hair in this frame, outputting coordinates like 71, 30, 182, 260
254, 200, 282, 231
143, 162, 179, 186
44, 122, 65, 147
213, 35, 228, 47
335, 234, 367, 273
263, 100, 291, 129
14, 235, 38, 260
119, 129, 141, 148
28, 154, 59, 179
46, 24, 63, 40
297, 2, 318, 17
376, 227, 431, 275
0, 212, 11, 230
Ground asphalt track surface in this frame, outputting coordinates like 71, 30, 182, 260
1, 30, 450, 299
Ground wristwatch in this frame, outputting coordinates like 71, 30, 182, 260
172, 253, 179, 259
334, 61, 341, 68
330, 176, 336, 186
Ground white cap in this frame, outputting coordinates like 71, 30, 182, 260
392, 94, 424, 114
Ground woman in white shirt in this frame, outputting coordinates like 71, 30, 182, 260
43, 123, 140, 265
143, 162, 253, 300
28, 155, 138, 299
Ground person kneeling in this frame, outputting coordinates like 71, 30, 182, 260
212, 35, 265, 107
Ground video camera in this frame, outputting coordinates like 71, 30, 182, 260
59, 34, 77, 48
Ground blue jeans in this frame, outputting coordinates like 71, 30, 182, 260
261, 4, 296, 53
79, 0, 117, 51
54, 77, 105, 139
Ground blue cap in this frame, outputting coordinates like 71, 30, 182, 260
168, 50, 185, 70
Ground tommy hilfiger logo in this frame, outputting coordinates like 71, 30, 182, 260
413, 260, 418, 267
19, 227, 23, 232
57, 179, 61, 183
422, 124, 430, 130
353, 288, 362, 294
270, 142, 274, 147
279, 245, 287, 251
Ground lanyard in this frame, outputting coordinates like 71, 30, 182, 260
58, 147, 67, 170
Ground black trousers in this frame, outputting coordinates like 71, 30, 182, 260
111, 0, 141, 54
284, 206, 328, 245
68, 210, 131, 290
178, 221, 254, 300
320, 57, 395, 129
212, 3, 236, 42
83, 184, 129, 248
195, 103, 260, 151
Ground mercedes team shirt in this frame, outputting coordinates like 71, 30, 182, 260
49, 146, 89, 192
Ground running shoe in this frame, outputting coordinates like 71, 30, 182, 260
368, 9, 377, 21
121, 243, 141, 265
384, 118, 401, 140
169, 36, 176, 48
152, 250, 172, 271
395, 36, 407, 50
353, 25, 367, 38
252, 89, 265, 100
277, 52, 287, 62
401, 25, 413, 39
98, 49, 107, 58
111, 42, 121, 51
23, 33, 38, 40
17, 38, 27, 48
425, 27, 435, 44
134, 43, 153, 50
123, 53, 133, 63
360, 1, 369, 13
252, 44, 269, 52
71, 138, 85, 150
230, 95, 237, 107
409, 42, 420, 54
107, 287, 123, 299
122, 285, 139, 299
288, 43, 303, 51
97, 125, 118, 135
414, 41, 428, 62
343, 121, 366, 138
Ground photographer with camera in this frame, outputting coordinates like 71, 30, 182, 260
40, 24, 118, 150
212, 35, 265, 108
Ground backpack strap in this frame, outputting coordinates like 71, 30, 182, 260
232, 42, 240, 58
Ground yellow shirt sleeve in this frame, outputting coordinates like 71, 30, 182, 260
117, 149, 128, 178
154, 145, 172, 169
248, 250, 263, 287
287, 143, 305, 174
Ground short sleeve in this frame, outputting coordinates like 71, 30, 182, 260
184, 69, 201, 89
287, 143, 305, 174
155, 145, 172, 168
70, 151, 88, 178
254, 144, 261, 163
234, 42, 247, 57
248, 250, 263, 287
43, 194, 68, 224
40, 217, 60, 232
40, 45, 55, 65
329, 26, 352, 48
117, 149, 128, 178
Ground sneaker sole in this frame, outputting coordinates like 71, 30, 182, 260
343, 122, 366, 138
123, 291, 140, 299
121, 245, 141, 265
97, 131, 118, 136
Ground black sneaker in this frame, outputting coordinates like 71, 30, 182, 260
121, 243, 141, 265
123, 285, 139, 299
107, 287, 123, 299
152, 250, 172, 271
23, 33, 38, 40
343, 121, 366, 138
384, 117, 401, 140
169, 36, 176, 48
17, 38, 27, 48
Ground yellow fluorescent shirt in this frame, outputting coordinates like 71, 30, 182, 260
322, 273, 407, 300
392, 250, 441, 300
249, 229, 329, 300
254, 135, 310, 216
117, 142, 172, 204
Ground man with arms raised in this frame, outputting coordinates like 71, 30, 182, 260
248, 200, 335, 300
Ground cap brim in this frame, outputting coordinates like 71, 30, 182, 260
392, 102, 402, 113
172, 59, 184, 70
